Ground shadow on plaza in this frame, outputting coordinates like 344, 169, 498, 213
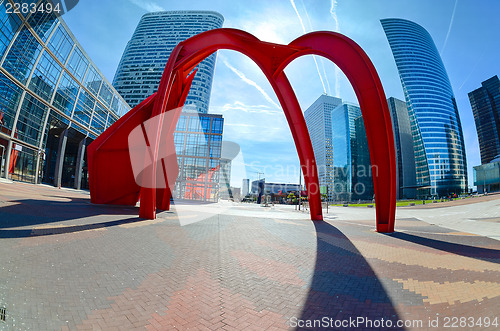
385, 232, 500, 263
297, 221, 404, 330
0, 197, 151, 238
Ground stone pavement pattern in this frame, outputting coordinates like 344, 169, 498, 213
0, 182, 499, 330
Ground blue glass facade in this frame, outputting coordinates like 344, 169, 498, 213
0, 0, 130, 187
331, 103, 365, 202
173, 113, 223, 201
381, 18, 467, 196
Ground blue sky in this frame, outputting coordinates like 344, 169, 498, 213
63, 0, 500, 189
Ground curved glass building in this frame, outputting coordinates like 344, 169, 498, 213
113, 11, 224, 112
381, 18, 467, 196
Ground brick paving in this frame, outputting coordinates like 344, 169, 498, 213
0, 181, 499, 330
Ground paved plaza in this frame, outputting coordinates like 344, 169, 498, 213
0, 181, 499, 330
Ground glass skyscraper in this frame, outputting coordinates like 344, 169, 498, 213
387, 97, 417, 199
0, 0, 129, 188
468, 75, 500, 165
381, 18, 467, 196
113, 11, 224, 112
304, 95, 343, 201
113, 11, 225, 202
331, 103, 374, 202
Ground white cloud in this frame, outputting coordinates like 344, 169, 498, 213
211, 100, 290, 143
128, 0, 164, 12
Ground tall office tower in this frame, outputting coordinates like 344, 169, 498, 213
382, 18, 467, 196
113, 11, 224, 111
387, 97, 417, 199
114, 11, 225, 201
304, 95, 343, 201
468, 75, 500, 164
331, 103, 363, 202
242, 179, 250, 197
0, 0, 129, 188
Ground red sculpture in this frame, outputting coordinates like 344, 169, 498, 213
88, 28, 397, 232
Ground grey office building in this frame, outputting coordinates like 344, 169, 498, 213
113, 11, 223, 112
304, 95, 342, 201
242, 178, 250, 197
468, 75, 500, 165
387, 97, 417, 199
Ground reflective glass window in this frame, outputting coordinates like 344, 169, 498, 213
3, 27, 43, 84
201, 116, 210, 133
176, 115, 187, 131
53, 71, 79, 117
90, 103, 106, 134
16, 94, 49, 146
211, 118, 223, 134
98, 82, 113, 107
66, 47, 88, 82
27, 9, 57, 41
73, 90, 94, 127
10, 146, 37, 183
47, 24, 73, 64
174, 132, 185, 154
209, 134, 222, 158
83, 65, 102, 96
187, 116, 202, 132
0, 3, 22, 58
110, 94, 122, 115
28, 50, 62, 101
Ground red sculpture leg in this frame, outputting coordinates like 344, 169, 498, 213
272, 73, 323, 221
88, 93, 156, 206
283, 32, 397, 232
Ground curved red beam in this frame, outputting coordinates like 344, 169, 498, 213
88, 28, 396, 232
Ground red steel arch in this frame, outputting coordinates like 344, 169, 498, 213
88, 28, 397, 232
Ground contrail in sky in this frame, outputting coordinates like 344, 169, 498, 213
289, 0, 327, 94
222, 58, 281, 109
441, 0, 458, 54
302, 0, 332, 95
330, 0, 341, 97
